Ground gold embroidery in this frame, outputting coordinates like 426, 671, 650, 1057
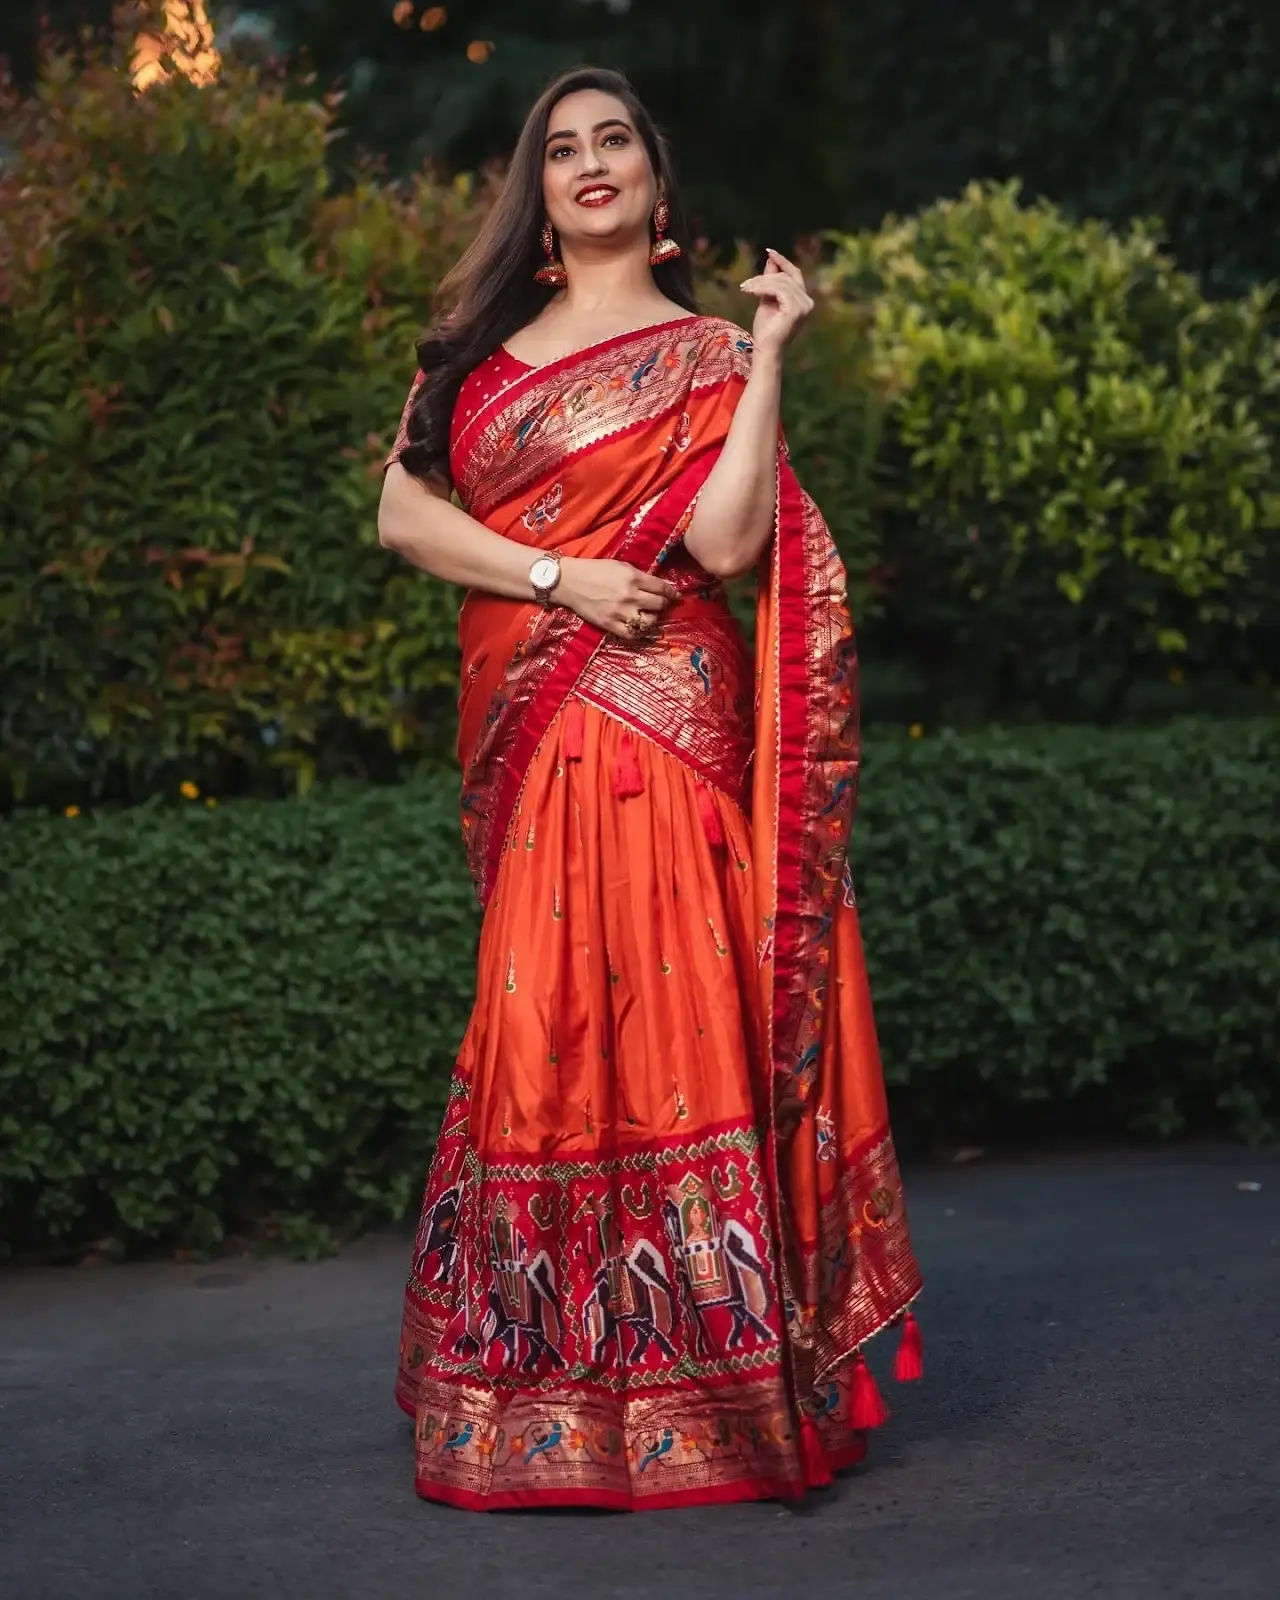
621, 1183, 654, 1218
408, 1376, 805, 1507
707, 917, 729, 957
505, 951, 516, 993
458, 321, 749, 522
672, 1079, 688, 1120
575, 590, 753, 810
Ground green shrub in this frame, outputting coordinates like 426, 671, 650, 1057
0, 771, 478, 1258
0, 31, 486, 811
825, 183, 1279, 721
3, 718, 1275, 1258
0, 26, 883, 811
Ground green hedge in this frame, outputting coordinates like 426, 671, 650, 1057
3, 718, 1275, 1257
0, 34, 882, 810
0, 39, 479, 811
823, 183, 1280, 722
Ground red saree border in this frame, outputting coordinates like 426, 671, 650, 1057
455, 313, 704, 461
767, 460, 859, 1097
409, 1474, 808, 1515
456, 320, 752, 521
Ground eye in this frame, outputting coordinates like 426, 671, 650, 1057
548, 143, 575, 161
602, 132, 629, 147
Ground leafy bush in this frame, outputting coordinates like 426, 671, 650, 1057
825, 183, 1279, 721
0, 29, 485, 811
3, 718, 1275, 1258
0, 24, 883, 810
0, 771, 478, 1258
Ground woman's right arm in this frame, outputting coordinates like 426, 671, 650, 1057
378, 464, 548, 599
378, 464, 679, 635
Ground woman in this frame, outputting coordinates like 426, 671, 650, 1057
379, 65, 923, 1513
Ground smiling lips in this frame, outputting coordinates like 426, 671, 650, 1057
575, 185, 619, 207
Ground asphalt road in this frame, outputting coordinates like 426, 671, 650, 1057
2, 1149, 1277, 1600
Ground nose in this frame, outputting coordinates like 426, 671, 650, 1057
578, 144, 607, 178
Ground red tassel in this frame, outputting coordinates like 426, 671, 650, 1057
695, 781, 725, 848
611, 731, 645, 799
561, 697, 584, 761
850, 1352, 890, 1430
798, 1415, 834, 1488
893, 1310, 924, 1383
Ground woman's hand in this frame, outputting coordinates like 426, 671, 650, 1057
739, 248, 814, 358
556, 557, 679, 640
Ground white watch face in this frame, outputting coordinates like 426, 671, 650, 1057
530, 557, 559, 591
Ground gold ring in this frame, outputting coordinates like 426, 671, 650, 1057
625, 612, 651, 636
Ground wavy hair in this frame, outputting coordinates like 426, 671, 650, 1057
396, 66, 697, 485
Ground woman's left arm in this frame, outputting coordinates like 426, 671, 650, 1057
682, 250, 814, 579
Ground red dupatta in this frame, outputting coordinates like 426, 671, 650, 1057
422, 313, 920, 1403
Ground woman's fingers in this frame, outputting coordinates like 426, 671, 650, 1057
634, 571, 679, 601
739, 274, 811, 304
764, 247, 805, 284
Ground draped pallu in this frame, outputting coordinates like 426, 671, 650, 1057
392, 315, 922, 1511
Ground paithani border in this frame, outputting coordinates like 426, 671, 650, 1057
451, 314, 702, 464
456, 317, 753, 521
574, 588, 755, 808
767, 458, 860, 1111
461, 451, 719, 905
407, 1370, 816, 1511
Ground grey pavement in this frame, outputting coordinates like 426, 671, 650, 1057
2, 1149, 1278, 1600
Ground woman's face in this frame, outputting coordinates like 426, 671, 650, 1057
541, 89, 658, 252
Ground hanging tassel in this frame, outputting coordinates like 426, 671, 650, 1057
893, 1310, 924, 1383
798, 1416, 834, 1488
561, 697, 585, 761
696, 781, 725, 848
611, 731, 646, 799
850, 1352, 890, 1430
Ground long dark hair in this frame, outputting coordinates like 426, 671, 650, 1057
397, 66, 697, 484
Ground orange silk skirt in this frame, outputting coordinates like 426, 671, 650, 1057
395, 702, 877, 1511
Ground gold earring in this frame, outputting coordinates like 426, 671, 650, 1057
534, 219, 568, 287
649, 198, 682, 265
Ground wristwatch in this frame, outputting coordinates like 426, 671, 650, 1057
529, 553, 562, 608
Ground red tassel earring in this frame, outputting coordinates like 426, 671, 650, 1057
649, 197, 682, 265
534, 220, 568, 287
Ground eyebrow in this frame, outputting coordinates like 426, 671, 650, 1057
544, 117, 632, 145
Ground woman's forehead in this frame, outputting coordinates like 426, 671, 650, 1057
545, 88, 632, 137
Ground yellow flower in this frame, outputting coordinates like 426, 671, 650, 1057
64, 805, 80, 818
908, 722, 924, 739
204, 797, 218, 809
180, 780, 200, 800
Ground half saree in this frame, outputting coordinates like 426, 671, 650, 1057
387, 314, 922, 1512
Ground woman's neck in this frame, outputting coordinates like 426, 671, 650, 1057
552, 244, 673, 319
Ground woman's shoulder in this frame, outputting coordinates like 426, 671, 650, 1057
690, 313, 753, 347
687, 315, 755, 375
